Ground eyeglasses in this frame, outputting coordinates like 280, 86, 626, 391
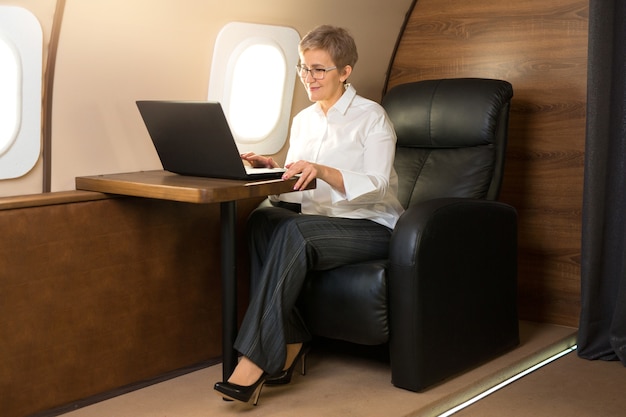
296, 65, 337, 80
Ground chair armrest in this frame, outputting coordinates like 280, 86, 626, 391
388, 197, 519, 391
389, 197, 516, 267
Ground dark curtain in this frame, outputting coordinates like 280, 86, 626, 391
578, 0, 626, 365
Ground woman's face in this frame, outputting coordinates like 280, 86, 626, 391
299, 48, 351, 112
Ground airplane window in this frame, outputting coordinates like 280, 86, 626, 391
228, 42, 286, 142
209, 22, 300, 155
0, 37, 20, 156
0, 6, 42, 180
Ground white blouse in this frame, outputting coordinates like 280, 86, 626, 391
273, 85, 404, 229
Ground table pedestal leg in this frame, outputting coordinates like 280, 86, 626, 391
220, 201, 238, 381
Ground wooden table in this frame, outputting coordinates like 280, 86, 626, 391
76, 170, 314, 381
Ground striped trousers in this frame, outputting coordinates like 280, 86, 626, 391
233, 205, 393, 375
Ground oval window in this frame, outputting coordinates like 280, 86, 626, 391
0, 37, 20, 156
208, 22, 300, 155
0, 6, 42, 180
228, 43, 286, 143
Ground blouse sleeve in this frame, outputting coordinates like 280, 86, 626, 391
331, 110, 397, 204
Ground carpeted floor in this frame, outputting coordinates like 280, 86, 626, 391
58, 321, 587, 417
454, 348, 626, 417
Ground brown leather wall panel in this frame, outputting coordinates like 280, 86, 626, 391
388, 0, 588, 327
0, 195, 260, 417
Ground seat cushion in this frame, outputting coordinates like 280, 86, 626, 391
299, 261, 389, 345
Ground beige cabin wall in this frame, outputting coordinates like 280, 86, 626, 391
0, 0, 413, 197
50, 0, 410, 192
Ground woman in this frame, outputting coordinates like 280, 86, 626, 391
214, 25, 404, 405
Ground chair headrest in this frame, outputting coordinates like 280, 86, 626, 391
382, 78, 513, 148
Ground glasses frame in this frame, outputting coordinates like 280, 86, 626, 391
296, 64, 337, 80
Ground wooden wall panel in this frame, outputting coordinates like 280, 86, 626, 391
387, 0, 588, 327
0, 195, 261, 417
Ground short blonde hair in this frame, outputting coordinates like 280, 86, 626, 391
299, 25, 358, 71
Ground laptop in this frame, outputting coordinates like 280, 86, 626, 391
136, 100, 286, 180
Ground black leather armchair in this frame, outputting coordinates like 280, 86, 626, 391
298, 78, 519, 392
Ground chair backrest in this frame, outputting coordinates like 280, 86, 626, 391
382, 78, 513, 209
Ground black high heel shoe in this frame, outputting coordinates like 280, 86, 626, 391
265, 343, 310, 386
214, 373, 267, 406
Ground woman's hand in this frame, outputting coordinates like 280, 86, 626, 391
241, 152, 279, 168
283, 160, 345, 194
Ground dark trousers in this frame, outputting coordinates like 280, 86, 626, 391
233, 206, 393, 375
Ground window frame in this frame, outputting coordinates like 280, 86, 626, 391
0, 6, 42, 180
208, 22, 300, 155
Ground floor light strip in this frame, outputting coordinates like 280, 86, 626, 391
438, 344, 578, 416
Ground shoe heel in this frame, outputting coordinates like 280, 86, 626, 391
265, 343, 310, 386
300, 349, 308, 376
251, 381, 264, 406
